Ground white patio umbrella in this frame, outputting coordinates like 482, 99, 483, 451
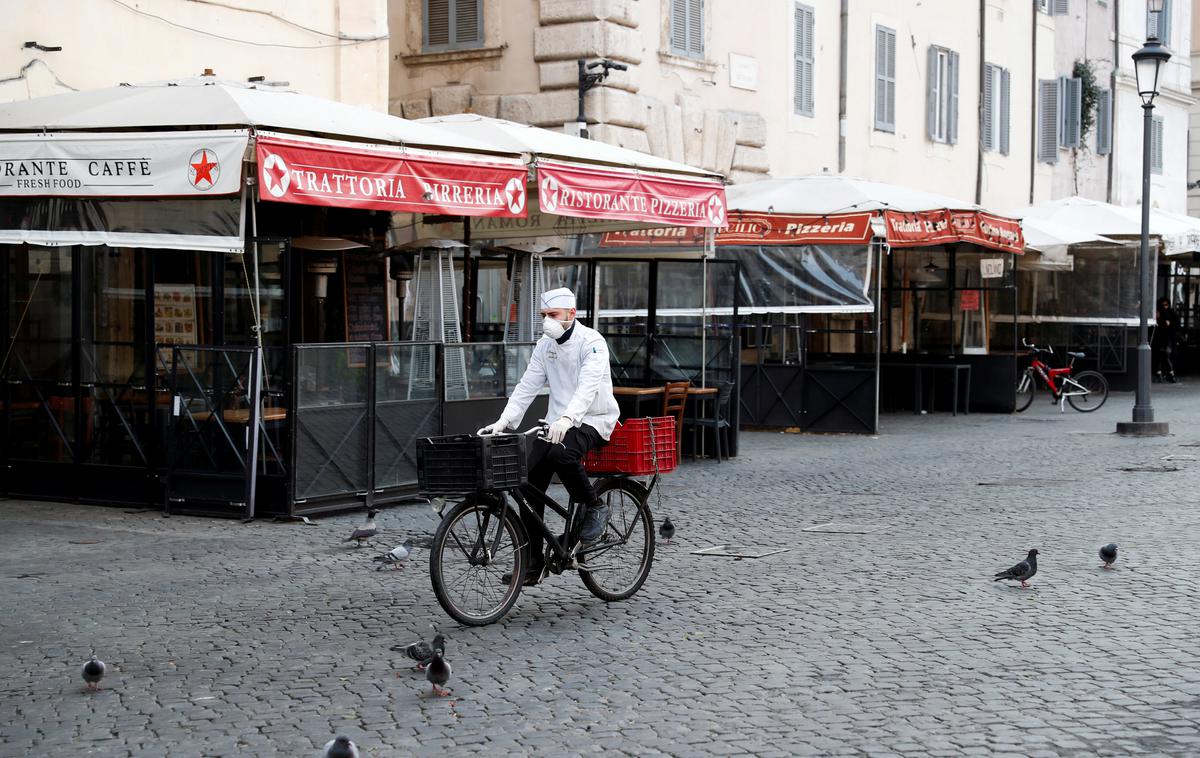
725, 175, 982, 214
1012, 196, 1199, 255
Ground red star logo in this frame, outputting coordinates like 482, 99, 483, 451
268, 160, 287, 189
190, 150, 217, 187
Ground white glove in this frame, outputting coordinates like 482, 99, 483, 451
476, 419, 507, 436
547, 417, 573, 445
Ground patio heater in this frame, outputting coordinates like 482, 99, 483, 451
1117, 1, 1171, 436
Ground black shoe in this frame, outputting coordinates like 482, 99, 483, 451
579, 502, 611, 543
1168, 374, 1178, 384
501, 562, 544, 586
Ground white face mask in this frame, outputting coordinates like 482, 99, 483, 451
542, 316, 571, 340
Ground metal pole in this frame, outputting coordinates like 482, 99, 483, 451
1133, 103, 1154, 423
577, 59, 587, 123
1119, 101, 1168, 435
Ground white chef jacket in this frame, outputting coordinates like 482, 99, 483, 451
498, 322, 620, 440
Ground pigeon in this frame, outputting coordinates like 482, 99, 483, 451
391, 633, 446, 672
322, 736, 360, 758
346, 509, 379, 547
82, 656, 106, 691
373, 540, 413, 570
426, 650, 452, 696
1100, 543, 1119, 569
994, 548, 1039, 588
659, 517, 675, 544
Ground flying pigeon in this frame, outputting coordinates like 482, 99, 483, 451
322, 736, 360, 758
373, 540, 413, 570
1100, 543, 1119, 569
659, 517, 675, 544
993, 549, 1039, 588
346, 509, 379, 547
391, 633, 446, 672
82, 656, 106, 691
426, 650, 452, 697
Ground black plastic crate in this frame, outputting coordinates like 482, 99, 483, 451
416, 433, 528, 495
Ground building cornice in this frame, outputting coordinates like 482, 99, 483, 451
397, 45, 506, 67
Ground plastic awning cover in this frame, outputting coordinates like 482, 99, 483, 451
720, 244, 873, 314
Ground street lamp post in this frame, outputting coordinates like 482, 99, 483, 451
1117, 2, 1172, 437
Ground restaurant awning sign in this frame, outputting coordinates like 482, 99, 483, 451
0, 130, 248, 197
883, 209, 1023, 254
255, 133, 528, 218
600, 212, 874, 247
536, 159, 727, 228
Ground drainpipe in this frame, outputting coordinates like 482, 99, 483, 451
976, 0, 987, 203
1107, 0, 1119, 202
1029, 0, 1038, 204
838, 0, 848, 172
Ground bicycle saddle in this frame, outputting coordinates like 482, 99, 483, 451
1066, 351, 1086, 358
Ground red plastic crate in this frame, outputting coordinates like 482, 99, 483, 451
584, 416, 677, 476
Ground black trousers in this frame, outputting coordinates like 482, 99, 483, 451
1153, 343, 1175, 378
522, 424, 605, 563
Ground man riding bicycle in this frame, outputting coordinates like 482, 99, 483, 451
477, 287, 620, 585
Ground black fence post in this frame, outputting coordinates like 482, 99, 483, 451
365, 342, 377, 508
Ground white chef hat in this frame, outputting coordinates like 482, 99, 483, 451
540, 287, 576, 310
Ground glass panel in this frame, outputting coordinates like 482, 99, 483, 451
292, 345, 369, 499
913, 289, 953, 354
474, 258, 509, 341
445, 343, 506, 400
80, 248, 150, 466
375, 343, 440, 489
544, 259, 590, 321
5, 246, 73, 382
890, 248, 950, 290
4, 246, 75, 463
153, 250, 213, 384
724, 245, 873, 311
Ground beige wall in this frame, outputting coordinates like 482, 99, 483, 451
1, 0, 389, 110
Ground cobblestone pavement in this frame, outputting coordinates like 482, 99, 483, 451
4, 385, 1200, 757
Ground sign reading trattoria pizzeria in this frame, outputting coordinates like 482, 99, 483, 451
255, 134, 528, 217
883, 209, 1023, 254
536, 159, 727, 228
0, 130, 249, 197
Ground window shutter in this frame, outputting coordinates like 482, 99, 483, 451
1053, 0, 1069, 15
1039, 79, 1060, 164
982, 64, 995, 152
1037, 0, 1049, 12
670, 0, 688, 54
1059, 76, 1081, 148
794, 4, 815, 117
926, 46, 939, 140
1096, 88, 1112, 155
687, 0, 704, 57
455, 0, 480, 46
948, 50, 959, 145
425, 0, 450, 48
1151, 115, 1164, 174
1000, 67, 1011, 155
1148, 0, 1171, 43
875, 26, 896, 132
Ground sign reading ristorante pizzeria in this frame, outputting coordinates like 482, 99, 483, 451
255, 134, 528, 217
536, 159, 727, 227
0, 130, 248, 196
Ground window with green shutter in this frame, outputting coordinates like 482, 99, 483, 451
1096, 89, 1112, 155
875, 26, 896, 133
794, 3, 815, 117
1038, 79, 1060, 164
423, 0, 482, 52
926, 46, 958, 144
670, 0, 705, 59
982, 63, 1010, 155
1147, 0, 1172, 45
1058, 75, 1081, 148
1151, 115, 1164, 174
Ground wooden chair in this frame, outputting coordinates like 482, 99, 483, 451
661, 380, 690, 457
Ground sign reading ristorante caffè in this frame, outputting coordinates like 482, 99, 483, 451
0, 130, 249, 196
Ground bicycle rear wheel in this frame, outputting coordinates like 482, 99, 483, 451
1015, 370, 1035, 412
578, 478, 655, 602
430, 493, 527, 626
1066, 370, 1109, 412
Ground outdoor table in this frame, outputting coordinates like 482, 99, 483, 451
883, 362, 971, 416
612, 386, 664, 418
191, 408, 289, 424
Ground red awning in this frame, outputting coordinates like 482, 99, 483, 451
255, 133, 528, 217
536, 159, 727, 228
600, 209, 1023, 253
882, 209, 1023, 254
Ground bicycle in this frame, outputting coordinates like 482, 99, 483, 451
1015, 340, 1109, 413
421, 423, 661, 626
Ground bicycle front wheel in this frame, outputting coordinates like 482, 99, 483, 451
1066, 370, 1109, 412
430, 493, 527, 626
578, 478, 655, 602
1015, 369, 1035, 412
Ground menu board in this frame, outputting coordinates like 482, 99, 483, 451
155, 284, 198, 344
343, 255, 389, 364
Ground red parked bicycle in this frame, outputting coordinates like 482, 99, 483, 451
1015, 340, 1109, 413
